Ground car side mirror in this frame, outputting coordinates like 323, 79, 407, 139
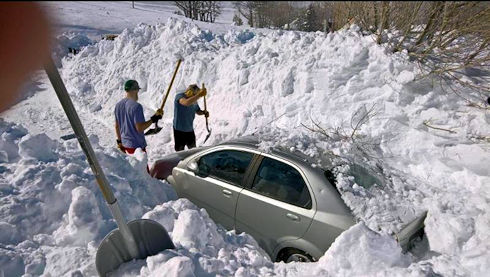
187, 161, 198, 173
188, 160, 210, 178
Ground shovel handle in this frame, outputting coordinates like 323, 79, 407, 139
202, 83, 210, 132
160, 59, 182, 110
203, 83, 207, 111
44, 57, 116, 205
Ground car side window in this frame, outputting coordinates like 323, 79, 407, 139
251, 157, 312, 209
197, 150, 253, 186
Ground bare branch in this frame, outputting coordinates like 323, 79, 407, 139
423, 120, 457, 134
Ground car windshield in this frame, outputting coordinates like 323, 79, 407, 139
347, 163, 383, 189
324, 163, 383, 191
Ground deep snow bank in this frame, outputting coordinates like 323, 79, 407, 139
0, 119, 174, 275
58, 18, 489, 276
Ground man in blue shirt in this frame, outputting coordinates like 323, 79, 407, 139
115, 80, 163, 154
173, 84, 209, 151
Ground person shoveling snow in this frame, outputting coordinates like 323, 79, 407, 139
114, 79, 163, 170
172, 83, 209, 151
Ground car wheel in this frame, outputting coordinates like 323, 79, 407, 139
279, 248, 314, 263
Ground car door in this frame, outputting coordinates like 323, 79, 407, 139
176, 148, 256, 230
235, 155, 315, 257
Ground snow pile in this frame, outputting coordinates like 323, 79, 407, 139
273, 222, 415, 277
56, 18, 489, 276
52, 33, 94, 66
111, 199, 273, 277
0, 119, 175, 275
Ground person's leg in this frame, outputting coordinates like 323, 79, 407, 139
187, 131, 196, 149
142, 147, 149, 173
174, 128, 186, 152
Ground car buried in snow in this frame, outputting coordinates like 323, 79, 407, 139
150, 136, 427, 262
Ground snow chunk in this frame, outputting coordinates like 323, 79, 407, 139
53, 186, 103, 246
18, 134, 58, 162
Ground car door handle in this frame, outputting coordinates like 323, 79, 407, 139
222, 189, 232, 196
286, 213, 300, 221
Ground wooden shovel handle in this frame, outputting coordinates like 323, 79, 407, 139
202, 83, 207, 111
202, 83, 210, 132
160, 59, 182, 110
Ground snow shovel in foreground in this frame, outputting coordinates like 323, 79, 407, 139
145, 59, 182, 136
44, 57, 175, 276
202, 83, 212, 144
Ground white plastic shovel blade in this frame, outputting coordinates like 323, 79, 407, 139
95, 219, 174, 276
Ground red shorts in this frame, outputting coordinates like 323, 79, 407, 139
123, 147, 146, 154
122, 146, 149, 173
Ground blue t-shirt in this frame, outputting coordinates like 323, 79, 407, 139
115, 98, 147, 148
173, 92, 200, 132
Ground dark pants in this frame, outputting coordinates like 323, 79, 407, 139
174, 128, 196, 152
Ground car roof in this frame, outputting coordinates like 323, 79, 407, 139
217, 135, 383, 186
218, 135, 330, 170
218, 135, 260, 148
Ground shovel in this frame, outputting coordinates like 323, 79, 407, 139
44, 57, 175, 276
145, 59, 182, 136
202, 83, 212, 144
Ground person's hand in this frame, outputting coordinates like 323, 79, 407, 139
117, 140, 125, 153
151, 113, 162, 123
198, 87, 207, 97
203, 110, 209, 118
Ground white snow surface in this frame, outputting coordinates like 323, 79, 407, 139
1, 2, 489, 277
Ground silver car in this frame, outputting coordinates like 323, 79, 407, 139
151, 136, 426, 262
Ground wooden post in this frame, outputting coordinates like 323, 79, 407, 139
132, 1, 134, 8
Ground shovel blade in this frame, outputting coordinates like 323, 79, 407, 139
144, 127, 162, 136
203, 130, 212, 144
95, 219, 174, 276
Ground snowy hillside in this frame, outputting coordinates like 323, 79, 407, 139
1, 2, 489, 277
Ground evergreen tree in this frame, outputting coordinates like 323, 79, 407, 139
233, 13, 243, 26
302, 4, 317, 31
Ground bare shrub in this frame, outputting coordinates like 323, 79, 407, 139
302, 103, 380, 159
174, 1, 221, 23
329, 2, 490, 107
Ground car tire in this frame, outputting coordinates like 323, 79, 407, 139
278, 248, 314, 263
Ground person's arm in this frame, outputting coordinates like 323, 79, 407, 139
179, 93, 201, 106
179, 88, 206, 106
135, 106, 163, 133
196, 109, 209, 117
115, 121, 122, 141
135, 119, 153, 133
115, 120, 125, 152
195, 101, 209, 117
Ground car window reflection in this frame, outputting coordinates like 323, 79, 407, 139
198, 150, 253, 186
251, 157, 312, 209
